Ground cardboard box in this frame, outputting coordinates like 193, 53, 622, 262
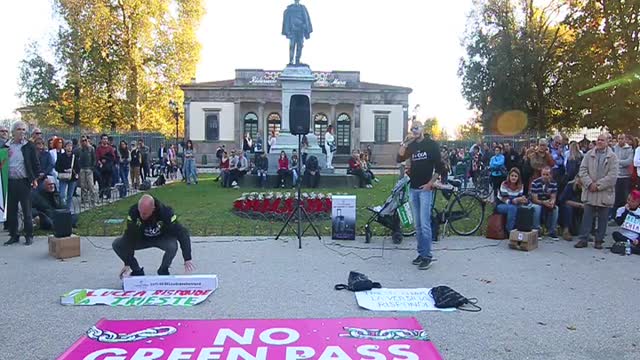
509, 230, 538, 251
123, 274, 219, 292
48, 235, 81, 259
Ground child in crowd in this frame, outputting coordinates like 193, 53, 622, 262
613, 190, 640, 254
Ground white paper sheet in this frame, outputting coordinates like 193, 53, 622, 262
355, 288, 456, 312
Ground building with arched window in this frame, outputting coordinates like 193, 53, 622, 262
181, 69, 411, 165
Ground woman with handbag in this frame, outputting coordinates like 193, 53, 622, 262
489, 145, 506, 201
55, 141, 80, 210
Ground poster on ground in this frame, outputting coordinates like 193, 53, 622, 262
60, 289, 214, 307
332, 195, 356, 240
57, 318, 443, 360
0, 148, 7, 222
356, 288, 456, 312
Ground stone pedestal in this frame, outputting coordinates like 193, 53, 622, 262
269, 64, 327, 173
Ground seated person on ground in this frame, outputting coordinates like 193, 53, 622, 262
112, 194, 195, 277
495, 168, 528, 232
256, 152, 269, 188
558, 176, 584, 241
31, 177, 79, 229
304, 155, 321, 188
361, 153, 379, 183
348, 149, 372, 189
530, 166, 559, 239
613, 190, 640, 254
276, 151, 290, 188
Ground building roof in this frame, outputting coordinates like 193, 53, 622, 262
181, 79, 412, 93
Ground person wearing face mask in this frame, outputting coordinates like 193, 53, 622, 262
397, 121, 443, 271
112, 194, 195, 277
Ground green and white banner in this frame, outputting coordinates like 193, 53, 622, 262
0, 148, 8, 222
61, 289, 214, 307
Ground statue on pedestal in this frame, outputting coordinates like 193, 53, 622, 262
282, 0, 313, 66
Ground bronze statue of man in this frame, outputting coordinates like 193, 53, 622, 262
282, 0, 313, 65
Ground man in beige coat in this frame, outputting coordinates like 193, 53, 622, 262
575, 133, 619, 249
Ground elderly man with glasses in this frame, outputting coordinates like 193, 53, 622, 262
574, 133, 619, 250
4, 121, 40, 246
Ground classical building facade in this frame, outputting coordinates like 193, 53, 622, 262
181, 69, 411, 165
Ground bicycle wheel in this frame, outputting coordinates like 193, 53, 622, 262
447, 193, 484, 236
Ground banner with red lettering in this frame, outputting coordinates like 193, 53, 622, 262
57, 318, 442, 359
60, 289, 213, 307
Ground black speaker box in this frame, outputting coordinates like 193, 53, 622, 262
53, 209, 73, 238
515, 206, 534, 232
289, 95, 311, 135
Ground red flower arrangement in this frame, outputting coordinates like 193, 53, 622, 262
233, 192, 332, 217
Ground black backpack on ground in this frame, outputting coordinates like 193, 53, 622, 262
139, 180, 151, 191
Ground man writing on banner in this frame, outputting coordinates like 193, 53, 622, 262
397, 121, 443, 270
112, 194, 195, 277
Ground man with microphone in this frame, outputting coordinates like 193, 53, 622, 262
397, 121, 443, 270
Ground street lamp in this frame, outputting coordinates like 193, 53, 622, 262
169, 100, 180, 148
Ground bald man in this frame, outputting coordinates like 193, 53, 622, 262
112, 195, 195, 276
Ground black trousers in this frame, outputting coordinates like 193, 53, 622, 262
142, 163, 150, 181
304, 170, 320, 188
277, 169, 290, 187
612, 231, 640, 255
352, 169, 371, 188
112, 234, 178, 271
7, 179, 33, 237
615, 177, 632, 208
491, 175, 505, 199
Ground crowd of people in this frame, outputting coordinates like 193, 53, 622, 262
213, 131, 378, 190
450, 132, 640, 251
1, 121, 200, 245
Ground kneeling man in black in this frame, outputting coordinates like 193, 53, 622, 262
113, 194, 196, 277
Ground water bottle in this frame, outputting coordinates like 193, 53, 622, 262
625, 240, 632, 256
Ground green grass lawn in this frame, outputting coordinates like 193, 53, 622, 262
77, 175, 488, 237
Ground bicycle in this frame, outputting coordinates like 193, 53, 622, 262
470, 168, 492, 201
394, 179, 486, 240
431, 179, 486, 236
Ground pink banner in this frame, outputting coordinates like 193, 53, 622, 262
58, 317, 442, 359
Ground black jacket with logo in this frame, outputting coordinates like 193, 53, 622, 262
125, 198, 192, 261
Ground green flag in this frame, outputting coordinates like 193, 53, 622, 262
0, 148, 7, 222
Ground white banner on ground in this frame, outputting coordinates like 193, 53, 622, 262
355, 288, 455, 312
61, 289, 214, 307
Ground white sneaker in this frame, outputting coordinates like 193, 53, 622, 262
231, 181, 238, 186
233, 185, 240, 189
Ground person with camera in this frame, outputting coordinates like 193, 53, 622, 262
397, 121, 443, 270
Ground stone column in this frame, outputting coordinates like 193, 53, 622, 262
330, 103, 337, 128
184, 101, 191, 140
402, 103, 409, 139
234, 101, 241, 146
353, 102, 361, 151
258, 101, 265, 141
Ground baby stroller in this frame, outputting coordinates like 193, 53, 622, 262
364, 176, 416, 244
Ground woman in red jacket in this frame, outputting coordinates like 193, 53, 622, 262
277, 151, 290, 188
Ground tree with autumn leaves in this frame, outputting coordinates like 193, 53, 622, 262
459, 0, 640, 136
18, 0, 205, 135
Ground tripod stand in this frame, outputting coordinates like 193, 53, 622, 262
275, 134, 321, 248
